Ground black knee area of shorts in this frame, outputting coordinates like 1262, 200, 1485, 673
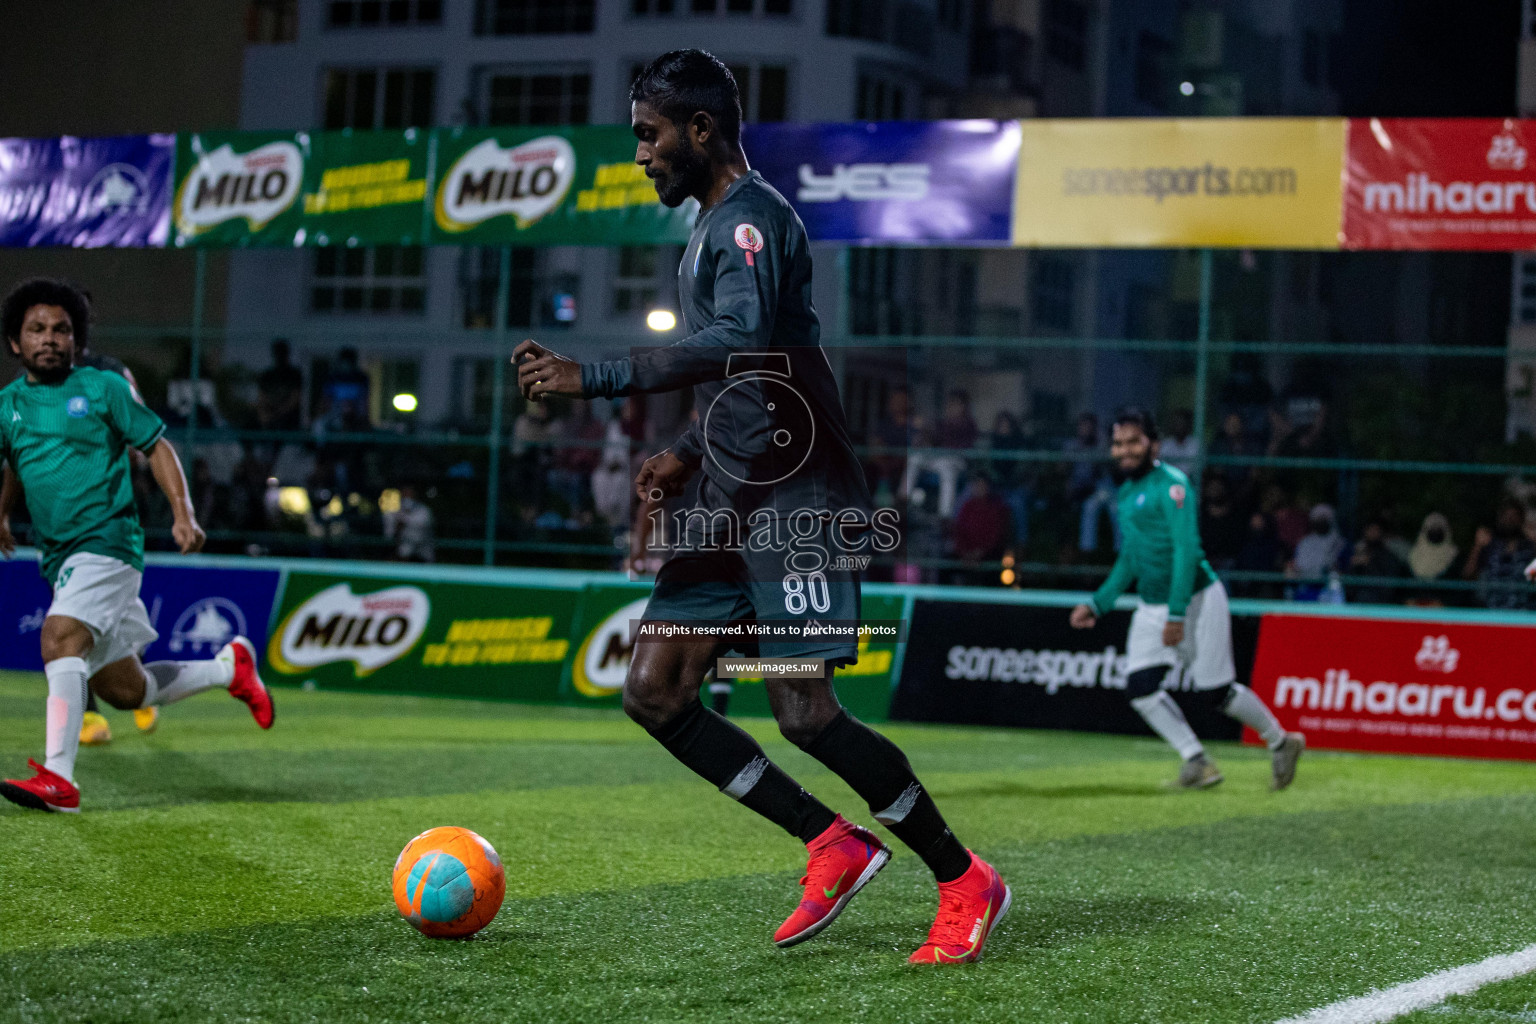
1198, 684, 1236, 715
1126, 666, 1170, 700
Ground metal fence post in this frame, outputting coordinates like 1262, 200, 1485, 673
1193, 248, 1213, 489
186, 248, 206, 470
484, 247, 512, 566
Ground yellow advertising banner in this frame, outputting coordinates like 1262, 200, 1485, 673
1012, 118, 1346, 249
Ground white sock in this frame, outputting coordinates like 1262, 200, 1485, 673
43, 657, 88, 782
144, 652, 234, 707
1221, 683, 1287, 749
1131, 691, 1205, 761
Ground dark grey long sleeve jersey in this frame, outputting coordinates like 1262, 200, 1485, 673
581, 171, 873, 522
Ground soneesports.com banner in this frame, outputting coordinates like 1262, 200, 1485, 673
173, 130, 431, 247
563, 582, 901, 721
891, 598, 1256, 740
429, 126, 695, 245
1247, 613, 1536, 761
1012, 118, 1347, 249
0, 134, 172, 247
746, 121, 1019, 244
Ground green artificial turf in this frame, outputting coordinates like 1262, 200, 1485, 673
2, 669, 1535, 1023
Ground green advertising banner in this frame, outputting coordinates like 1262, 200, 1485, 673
562, 583, 901, 722
429, 126, 695, 245
173, 129, 430, 247
266, 571, 580, 702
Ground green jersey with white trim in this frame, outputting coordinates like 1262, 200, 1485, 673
1089, 461, 1218, 620
0, 366, 166, 585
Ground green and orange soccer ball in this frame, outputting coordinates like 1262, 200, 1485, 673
392, 826, 506, 938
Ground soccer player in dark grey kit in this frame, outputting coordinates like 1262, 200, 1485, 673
514, 50, 1008, 963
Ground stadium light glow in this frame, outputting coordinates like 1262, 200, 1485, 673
392, 393, 418, 413
1180, 81, 1196, 96
646, 309, 677, 332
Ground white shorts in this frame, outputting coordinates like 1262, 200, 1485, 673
1125, 580, 1235, 691
47, 553, 159, 678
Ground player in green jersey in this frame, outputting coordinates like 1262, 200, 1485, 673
1070, 408, 1304, 790
0, 279, 275, 814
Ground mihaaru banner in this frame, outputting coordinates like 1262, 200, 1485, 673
429, 125, 696, 245
1012, 118, 1346, 249
173, 129, 430, 246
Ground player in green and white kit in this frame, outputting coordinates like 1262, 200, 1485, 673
0, 279, 274, 814
1070, 408, 1304, 790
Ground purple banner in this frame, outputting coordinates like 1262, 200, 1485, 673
0, 134, 173, 247
745, 121, 1019, 244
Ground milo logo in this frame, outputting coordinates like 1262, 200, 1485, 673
570, 597, 648, 698
435, 136, 575, 233
175, 139, 304, 238
269, 583, 429, 677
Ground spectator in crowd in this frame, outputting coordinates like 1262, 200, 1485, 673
904, 418, 965, 517
936, 389, 979, 452
1408, 512, 1459, 585
1462, 498, 1536, 610
1348, 516, 1408, 604
1217, 352, 1274, 443
1234, 512, 1286, 597
1159, 408, 1199, 475
256, 339, 304, 432
867, 386, 912, 496
951, 472, 1011, 565
512, 398, 560, 504
550, 401, 603, 513
386, 484, 435, 563
1199, 476, 1246, 571
1291, 503, 1346, 598
1065, 412, 1118, 553
1264, 484, 1310, 555
1210, 411, 1257, 501
316, 347, 370, 433
1270, 365, 1334, 460
988, 411, 1031, 546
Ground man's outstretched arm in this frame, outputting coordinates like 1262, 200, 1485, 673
146, 439, 206, 554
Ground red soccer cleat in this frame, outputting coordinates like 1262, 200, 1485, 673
0, 759, 80, 814
774, 815, 891, 948
908, 851, 1011, 964
224, 637, 275, 730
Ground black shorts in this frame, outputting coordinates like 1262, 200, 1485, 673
641, 525, 862, 667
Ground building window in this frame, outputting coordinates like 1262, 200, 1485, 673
248, 0, 298, 42
1302, 29, 1324, 87
612, 246, 680, 319
856, 73, 907, 120
312, 245, 426, 315
826, 0, 884, 41
476, 0, 595, 34
485, 69, 592, 125
462, 247, 540, 328
1134, 30, 1172, 109
891, 1, 935, 56
627, 62, 786, 122
1031, 255, 1076, 332
1044, 0, 1087, 71
323, 68, 435, 129
327, 0, 442, 27
633, 0, 790, 14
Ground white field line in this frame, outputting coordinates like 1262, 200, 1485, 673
1277, 944, 1536, 1024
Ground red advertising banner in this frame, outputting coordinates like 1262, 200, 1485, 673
1344, 117, 1536, 250
1247, 613, 1536, 761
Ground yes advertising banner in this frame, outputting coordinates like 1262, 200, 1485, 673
0, 134, 172, 247
563, 582, 901, 721
0, 557, 280, 672
891, 598, 1255, 739
173, 130, 431, 247
429, 126, 694, 245
1342, 118, 1536, 250
1013, 118, 1346, 249
265, 571, 580, 702
746, 121, 1019, 244
1248, 614, 1536, 761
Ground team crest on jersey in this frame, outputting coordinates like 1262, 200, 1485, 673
66, 396, 89, 418
734, 223, 763, 266
1169, 484, 1186, 508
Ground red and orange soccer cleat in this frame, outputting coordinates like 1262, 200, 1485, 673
0, 759, 81, 814
774, 815, 891, 948
224, 637, 275, 730
908, 851, 1011, 964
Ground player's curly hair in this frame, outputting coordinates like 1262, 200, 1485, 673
2, 278, 91, 355
1112, 406, 1160, 442
630, 49, 743, 147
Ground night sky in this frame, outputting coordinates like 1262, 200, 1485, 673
1335, 0, 1521, 116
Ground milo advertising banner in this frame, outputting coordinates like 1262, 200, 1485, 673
563, 582, 901, 722
430, 126, 695, 245
173, 130, 430, 247
266, 572, 580, 702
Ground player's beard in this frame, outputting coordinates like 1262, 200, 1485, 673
22, 347, 71, 385
651, 136, 710, 209
1112, 451, 1154, 483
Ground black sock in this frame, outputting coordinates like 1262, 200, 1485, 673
801, 710, 972, 883
648, 700, 836, 844
86, 691, 100, 715
708, 682, 732, 716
